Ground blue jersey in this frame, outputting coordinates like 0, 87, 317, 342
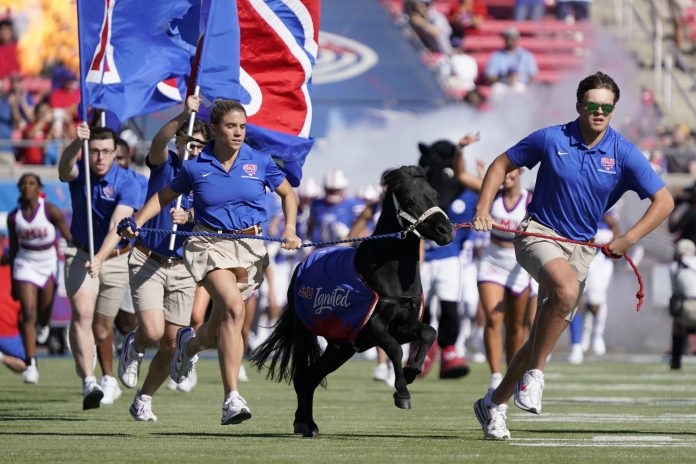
67, 160, 141, 250
139, 150, 194, 258
129, 169, 149, 208
309, 197, 364, 244
425, 188, 478, 261
506, 119, 664, 241
170, 142, 286, 231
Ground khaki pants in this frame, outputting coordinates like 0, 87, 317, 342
513, 217, 596, 320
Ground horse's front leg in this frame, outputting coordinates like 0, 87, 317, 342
378, 337, 412, 409
402, 322, 437, 384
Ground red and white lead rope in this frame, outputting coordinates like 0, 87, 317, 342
453, 223, 645, 312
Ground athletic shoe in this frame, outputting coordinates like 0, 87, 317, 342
439, 345, 470, 379
384, 362, 395, 388
489, 372, 503, 390
177, 364, 198, 393
82, 376, 104, 410
238, 363, 249, 382
100, 375, 122, 405
165, 377, 178, 391
372, 363, 389, 382
568, 343, 584, 365
474, 395, 511, 440
36, 325, 50, 345
470, 351, 487, 364
221, 392, 252, 425
592, 337, 606, 356
170, 327, 198, 384
129, 392, 157, 422
118, 331, 143, 389
514, 369, 544, 414
23, 364, 39, 384
418, 343, 439, 379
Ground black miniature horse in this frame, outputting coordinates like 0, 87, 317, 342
252, 166, 453, 437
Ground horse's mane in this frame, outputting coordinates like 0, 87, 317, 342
383, 165, 426, 193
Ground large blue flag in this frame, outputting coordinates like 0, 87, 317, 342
77, 0, 196, 121
193, 0, 321, 187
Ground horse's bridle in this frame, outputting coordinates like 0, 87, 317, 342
392, 193, 450, 239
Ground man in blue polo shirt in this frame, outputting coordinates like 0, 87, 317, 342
58, 123, 141, 410
117, 95, 210, 421
472, 71, 674, 439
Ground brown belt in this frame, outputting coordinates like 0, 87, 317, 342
72, 240, 132, 260
134, 243, 183, 267
200, 224, 263, 236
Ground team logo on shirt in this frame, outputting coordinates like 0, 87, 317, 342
599, 157, 616, 173
102, 186, 114, 199
242, 163, 258, 178
298, 285, 313, 300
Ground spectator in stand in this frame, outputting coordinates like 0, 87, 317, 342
0, 77, 15, 161
515, 0, 547, 21
19, 99, 55, 165
555, 0, 591, 22
668, 0, 689, 53
449, 0, 488, 47
663, 123, 696, 174
49, 66, 80, 138
8, 74, 35, 133
0, 17, 19, 79
485, 28, 538, 99
406, 0, 452, 54
669, 182, 696, 245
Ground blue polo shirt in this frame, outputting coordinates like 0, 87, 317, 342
425, 188, 478, 261
66, 159, 142, 250
128, 169, 149, 208
139, 150, 194, 257
170, 142, 285, 230
506, 119, 664, 241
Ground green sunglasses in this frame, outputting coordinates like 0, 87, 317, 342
584, 101, 615, 114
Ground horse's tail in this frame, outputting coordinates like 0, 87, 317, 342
250, 267, 321, 384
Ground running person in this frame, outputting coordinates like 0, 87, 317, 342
58, 123, 141, 410
472, 71, 674, 439
476, 169, 533, 390
117, 95, 208, 420
120, 99, 301, 425
7, 173, 71, 384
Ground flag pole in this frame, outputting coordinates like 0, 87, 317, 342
76, 0, 95, 263
168, 85, 200, 251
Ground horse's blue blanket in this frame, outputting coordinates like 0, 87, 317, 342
294, 246, 378, 342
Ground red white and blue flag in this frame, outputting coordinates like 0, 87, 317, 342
194, 0, 320, 186
76, 0, 195, 121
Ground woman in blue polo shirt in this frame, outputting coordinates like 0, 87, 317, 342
122, 99, 301, 426
472, 71, 675, 440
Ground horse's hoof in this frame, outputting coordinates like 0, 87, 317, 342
393, 393, 411, 410
294, 421, 319, 437
403, 366, 420, 384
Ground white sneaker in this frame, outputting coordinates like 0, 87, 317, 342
592, 337, 606, 356
474, 394, 511, 440
82, 376, 104, 410
118, 331, 143, 389
166, 377, 178, 391
514, 369, 544, 414
129, 392, 157, 422
23, 361, 39, 384
238, 363, 249, 382
489, 372, 503, 390
36, 325, 50, 345
471, 352, 487, 364
177, 365, 198, 393
384, 362, 395, 388
372, 363, 389, 382
221, 392, 252, 425
100, 375, 122, 405
568, 343, 584, 365
170, 327, 198, 384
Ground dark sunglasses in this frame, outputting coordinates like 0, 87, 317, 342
584, 101, 615, 114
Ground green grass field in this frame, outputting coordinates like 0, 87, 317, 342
3, 356, 696, 463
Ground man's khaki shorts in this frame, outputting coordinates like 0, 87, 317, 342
128, 246, 196, 326
64, 247, 128, 319
513, 217, 597, 320
184, 225, 269, 300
